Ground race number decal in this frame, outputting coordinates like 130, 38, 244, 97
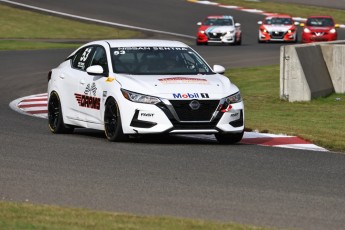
114, 50, 126, 55
80, 48, 92, 62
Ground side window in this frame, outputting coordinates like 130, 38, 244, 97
89, 46, 109, 73
72, 46, 95, 71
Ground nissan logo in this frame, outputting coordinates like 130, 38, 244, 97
189, 100, 200, 110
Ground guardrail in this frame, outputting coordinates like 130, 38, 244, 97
280, 40, 345, 102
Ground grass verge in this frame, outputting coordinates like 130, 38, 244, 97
215, 0, 345, 24
0, 201, 271, 230
0, 3, 142, 50
226, 65, 345, 152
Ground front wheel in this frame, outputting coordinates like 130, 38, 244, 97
104, 98, 128, 142
48, 92, 74, 134
215, 131, 244, 144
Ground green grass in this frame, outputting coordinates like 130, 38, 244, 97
226, 65, 345, 152
0, 40, 81, 50
0, 202, 272, 230
215, 0, 345, 24
0, 3, 142, 50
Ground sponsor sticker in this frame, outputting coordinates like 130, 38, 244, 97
172, 93, 209, 99
159, 77, 208, 84
75, 82, 100, 110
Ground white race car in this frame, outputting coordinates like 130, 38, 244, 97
48, 39, 244, 143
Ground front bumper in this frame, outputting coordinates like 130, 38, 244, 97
197, 32, 237, 44
302, 33, 337, 43
259, 30, 296, 42
119, 97, 244, 135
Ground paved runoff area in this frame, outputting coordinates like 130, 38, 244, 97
10, 94, 328, 152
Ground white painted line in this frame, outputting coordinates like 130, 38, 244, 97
0, 0, 194, 39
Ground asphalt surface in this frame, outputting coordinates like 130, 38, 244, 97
1, 1, 345, 230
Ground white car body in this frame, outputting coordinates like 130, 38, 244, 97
47, 39, 244, 143
197, 16, 242, 45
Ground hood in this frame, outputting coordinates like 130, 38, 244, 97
306, 26, 334, 32
262, 24, 294, 32
200, 25, 235, 33
115, 74, 236, 100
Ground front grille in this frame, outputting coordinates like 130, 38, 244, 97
169, 100, 219, 121
270, 31, 285, 39
207, 32, 224, 39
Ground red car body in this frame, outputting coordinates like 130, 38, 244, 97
258, 15, 298, 43
301, 16, 338, 43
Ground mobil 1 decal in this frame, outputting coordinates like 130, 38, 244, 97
172, 93, 209, 99
75, 82, 101, 110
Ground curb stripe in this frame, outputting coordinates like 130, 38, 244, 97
18, 103, 47, 108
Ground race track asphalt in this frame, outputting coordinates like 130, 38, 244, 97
1, 1, 345, 230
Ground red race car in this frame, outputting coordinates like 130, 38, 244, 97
301, 16, 339, 43
196, 15, 242, 45
258, 15, 298, 43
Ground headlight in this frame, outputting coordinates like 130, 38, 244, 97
226, 91, 242, 104
121, 89, 161, 104
329, 28, 336, 34
304, 28, 311, 33
226, 30, 235, 35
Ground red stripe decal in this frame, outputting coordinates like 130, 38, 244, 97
241, 137, 310, 146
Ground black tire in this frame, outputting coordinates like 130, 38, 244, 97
48, 92, 74, 134
215, 131, 244, 144
104, 98, 128, 142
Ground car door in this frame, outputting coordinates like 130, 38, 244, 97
68, 46, 97, 124
79, 46, 109, 126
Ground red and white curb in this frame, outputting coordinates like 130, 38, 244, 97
187, 0, 345, 28
9, 94, 328, 152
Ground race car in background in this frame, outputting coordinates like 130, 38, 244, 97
258, 15, 298, 43
300, 16, 339, 43
196, 15, 242, 45
47, 39, 245, 144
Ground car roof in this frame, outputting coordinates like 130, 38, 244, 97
206, 15, 233, 19
103, 39, 189, 48
265, 14, 292, 19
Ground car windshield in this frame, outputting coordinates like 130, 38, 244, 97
306, 18, 334, 27
265, 17, 293, 25
111, 47, 213, 75
204, 18, 233, 26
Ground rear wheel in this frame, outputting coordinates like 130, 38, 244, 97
104, 98, 128, 142
48, 92, 74, 134
215, 131, 244, 144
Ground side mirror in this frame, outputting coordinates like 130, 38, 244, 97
86, 65, 105, 76
197, 22, 202, 26
235, 22, 241, 27
257, 21, 263, 25
213, 65, 225, 74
